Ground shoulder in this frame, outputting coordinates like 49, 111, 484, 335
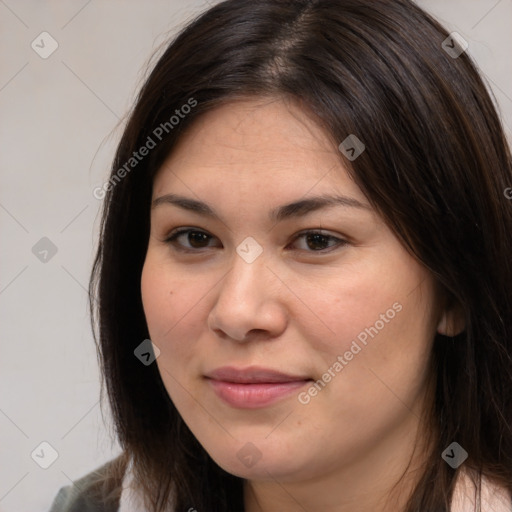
48, 455, 126, 512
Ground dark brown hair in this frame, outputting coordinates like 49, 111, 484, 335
89, 0, 512, 510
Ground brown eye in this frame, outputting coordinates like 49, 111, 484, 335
165, 229, 220, 251
187, 231, 211, 248
290, 231, 347, 252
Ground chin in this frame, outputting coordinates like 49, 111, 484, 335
202, 438, 314, 482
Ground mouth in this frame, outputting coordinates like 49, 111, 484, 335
204, 366, 313, 409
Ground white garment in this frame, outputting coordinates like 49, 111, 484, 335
118, 458, 150, 512
451, 471, 511, 512
118, 458, 511, 512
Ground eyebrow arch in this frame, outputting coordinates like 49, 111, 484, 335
151, 193, 371, 223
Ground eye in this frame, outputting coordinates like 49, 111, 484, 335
164, 228, 220, 251
288, 230, 347, 252
163, 228, 347, 254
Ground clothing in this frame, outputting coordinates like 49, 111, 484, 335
49, 457, 512, 512
48, 458, 121, 512
118, 457, 149, 512
451, 471, 512, 512
48, 456, 161, 512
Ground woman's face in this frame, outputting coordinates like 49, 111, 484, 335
141, 97, 441, 487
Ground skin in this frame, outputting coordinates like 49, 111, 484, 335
140, 96, 462, 512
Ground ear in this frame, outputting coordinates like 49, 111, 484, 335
437, 301, 465, 337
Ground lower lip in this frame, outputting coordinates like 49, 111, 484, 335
207, 379, 310, 409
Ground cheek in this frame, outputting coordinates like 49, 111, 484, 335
141, 259, 211, 420
309, 281, 436, 426
321, 253, 433, 351
140, 261, 171, 340
290, 260, 406, 361
297, 254, 436, 406
140, 259, 205, 362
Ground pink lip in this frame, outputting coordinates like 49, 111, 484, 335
205, 366, 312, 408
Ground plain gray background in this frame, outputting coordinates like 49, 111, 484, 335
0, 1, 511, 511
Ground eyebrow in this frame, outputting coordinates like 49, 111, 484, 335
151, 193, 371, 223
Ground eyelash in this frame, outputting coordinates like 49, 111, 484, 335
163, 228, 348, 254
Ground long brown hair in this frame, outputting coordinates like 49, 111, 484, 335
89, 1, 512, 510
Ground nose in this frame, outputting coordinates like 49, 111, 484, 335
207, 250, 288, 342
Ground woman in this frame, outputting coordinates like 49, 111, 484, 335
49, 0, 512, 510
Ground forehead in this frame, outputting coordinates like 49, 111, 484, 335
152, 96, 365, 203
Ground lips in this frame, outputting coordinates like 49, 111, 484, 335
206, 366, 310, 383
205, 366, 312, 408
